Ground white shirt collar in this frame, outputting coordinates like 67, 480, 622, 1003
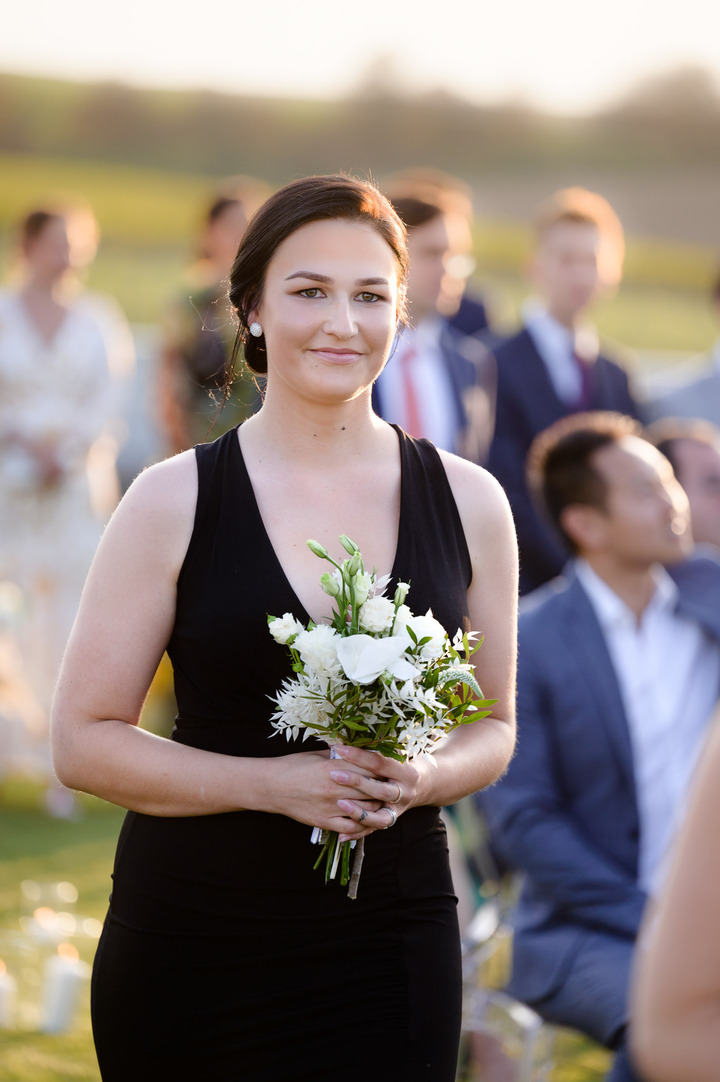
574, 558, 679, 631
396, 316, 443, 357
522, 298, 599, 362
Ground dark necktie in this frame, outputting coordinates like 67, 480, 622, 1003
572, 351, 593, 412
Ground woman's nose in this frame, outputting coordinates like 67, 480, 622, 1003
324, 297, 356, 337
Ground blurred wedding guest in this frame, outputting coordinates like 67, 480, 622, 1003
0, 200, 134, 799
631, 710, 720, 1082
481, 411, 720, 1082
487, 188, 641, 594
372, 186, 496, 464
647, 417, 720, 556
382, 168, 494, 341
158, 177, 269, 454
645, 269, 720, 426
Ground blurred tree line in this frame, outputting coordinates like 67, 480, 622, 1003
2, 64, 719, 182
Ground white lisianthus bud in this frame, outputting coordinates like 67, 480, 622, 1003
344, 552, 362, 580
336, 634, 420, 685
268, 613, 305, 645
295, 625, 342, 678
320, 572, 341, 597
339, 534, 360, 555
394, 581, 411, 607
359, 595, 396, 634
354, 571, 373, 606
306, 539, 329, 559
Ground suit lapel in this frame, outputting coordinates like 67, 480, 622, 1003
516, 329, 571, 433
561, 578, 638, 802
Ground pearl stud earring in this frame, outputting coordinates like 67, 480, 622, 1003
249, 322, 263, 338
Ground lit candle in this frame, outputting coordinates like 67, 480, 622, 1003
40, 943, 90, 1034
0, 959, 17, 1029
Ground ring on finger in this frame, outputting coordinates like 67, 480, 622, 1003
388, 783, 402, 805
382, 807, 398, 830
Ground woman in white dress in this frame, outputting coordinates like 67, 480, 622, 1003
0, 202, 134, 787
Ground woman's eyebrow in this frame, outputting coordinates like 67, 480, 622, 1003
285, 271, 332, 283
284, 271, 390, 287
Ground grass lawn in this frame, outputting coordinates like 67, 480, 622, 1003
0, 792, 124, 1082
0, 785, 610, 1081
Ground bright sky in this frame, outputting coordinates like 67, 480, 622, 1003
4, 0, 720, 114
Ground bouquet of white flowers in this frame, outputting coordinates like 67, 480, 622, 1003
267, 535, 496, 898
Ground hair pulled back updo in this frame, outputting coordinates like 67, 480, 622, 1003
228, 175, 409, 376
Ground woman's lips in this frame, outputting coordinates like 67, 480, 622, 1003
310, 348, 363, 364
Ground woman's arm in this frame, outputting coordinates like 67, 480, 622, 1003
333, 455, 518, 820
51, 452, 387, 833
630, 715, 720, 1082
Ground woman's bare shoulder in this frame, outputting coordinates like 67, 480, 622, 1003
100, 450, 198, 572
437, 450, 513, 531
125, 449, 198, 508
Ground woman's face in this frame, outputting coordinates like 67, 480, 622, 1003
24, 217, 72, 282
254, 218, 401, 405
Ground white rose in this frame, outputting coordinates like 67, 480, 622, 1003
392, 604, 413, 635
295, 625, 342, 677
403, 611, 448, 659
358, 596, 396, 634
268, 613, 305, 644
336, 634, 420, 685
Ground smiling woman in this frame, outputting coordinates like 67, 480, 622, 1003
50, 174, 518, 1081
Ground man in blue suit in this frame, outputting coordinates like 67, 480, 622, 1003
373, 189, 496, 465
487, 188, 642, 594
482, 411, 720, 1082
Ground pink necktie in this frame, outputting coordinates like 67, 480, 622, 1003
400, 346, 424, 438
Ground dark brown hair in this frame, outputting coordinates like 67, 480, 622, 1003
228, 174, 408, 375
527, 411, 642, 552
19, 209, 63, 249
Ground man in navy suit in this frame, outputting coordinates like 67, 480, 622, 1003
482, 412, 720, 1082
487, 188, 642, 593
373, 189, 496, 465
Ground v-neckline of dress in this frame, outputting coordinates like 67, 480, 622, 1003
231, 424, 409, 626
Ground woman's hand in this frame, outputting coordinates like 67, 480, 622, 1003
269, 749, 385, 839
327, 744, 428, 840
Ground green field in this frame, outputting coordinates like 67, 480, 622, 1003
1, 151, 717, 355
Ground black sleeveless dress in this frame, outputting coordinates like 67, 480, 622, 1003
92, 425, 472, 1082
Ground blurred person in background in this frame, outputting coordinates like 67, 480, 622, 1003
645, 269, 720, 426
631, 709, 720, 1082
382, 168, 495, 342
647, 417, 720, 557
373, 183, 496, 465
157, 177, 269, 454
482, 411, 720, 1082
487, 188, 642, 594
0, 200, 134, 808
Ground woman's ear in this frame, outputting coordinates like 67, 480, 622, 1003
560, 503, 608, 554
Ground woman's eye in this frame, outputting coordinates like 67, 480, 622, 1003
298, 287, 323, 298
358, 292, 381, 303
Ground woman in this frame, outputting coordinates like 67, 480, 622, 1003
52, 175, 517, 1081
157, 179, 268, 454
631, 714, 720, 1082
0, 203, 133, 788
